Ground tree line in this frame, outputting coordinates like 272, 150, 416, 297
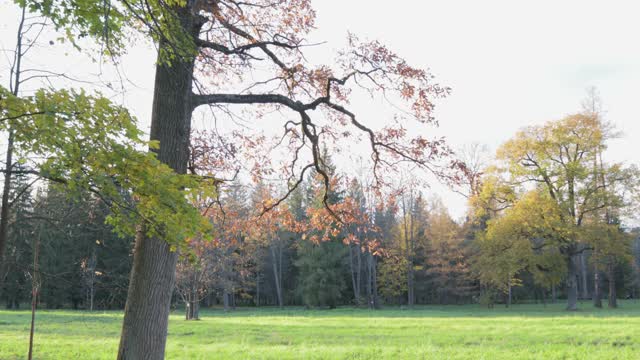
4, 109, 639, 317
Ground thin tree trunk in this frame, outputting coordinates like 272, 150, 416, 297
0, 4, 25, 282
0, 130, 15, 267
256, 272, 260, 307
607, 260, 617, 308
506, 273, 512, 308
27, 226, 40, 360
408, 203, 415, 307
270, 245, 283, 308
372, 254, 379, 309
551, 285, 557, 304
402, 195, 415, 307
366, 251, 372, 309
278, 242, 283, 305
356, 241, 362, 305
348, 244, 356, 302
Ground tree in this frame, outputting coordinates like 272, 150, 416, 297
247, 182, 295, 308
398, 185, 421, 307
584, 221, 632, 308
474, 191, 565, 307
493, 113, 638, 310
22, 1, 459, 356
424, 198, 473, 305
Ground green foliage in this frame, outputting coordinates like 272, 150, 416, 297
1, 85, 213, 248
295, 240, 348, 308
474, 113, 638, 302
584, 222, 633, 271
378, 254, 408, 298
17, 0, 197, 61
475, 191, 568, 292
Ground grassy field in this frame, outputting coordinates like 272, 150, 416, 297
1, 301, 639, 359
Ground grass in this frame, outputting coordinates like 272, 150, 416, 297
1, 301, 640, 359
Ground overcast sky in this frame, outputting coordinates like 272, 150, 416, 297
1, 0, 639, 220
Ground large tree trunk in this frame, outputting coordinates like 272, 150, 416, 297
593, 269, 602, 308
580, 253, 589, 299
223, 288, 230, 311
117, 8, 201, 359
607, 260, 617, 308
118, 232, 179, 359
566, 254, 579, 311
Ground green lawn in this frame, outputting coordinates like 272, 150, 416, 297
1, 301, 639, 359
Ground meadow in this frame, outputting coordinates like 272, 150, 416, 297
1, 301, 639, 359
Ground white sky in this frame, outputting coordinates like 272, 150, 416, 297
1, 0, 639, 220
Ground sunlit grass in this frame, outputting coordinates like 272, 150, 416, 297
1, 301, 639, 359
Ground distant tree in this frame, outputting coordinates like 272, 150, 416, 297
424, 199, 473, 304
492, 113, 638, 310
295, 239, 348, 309
584, 221, 632, 308
247, 182, 296, 308
473, 191, 565, 307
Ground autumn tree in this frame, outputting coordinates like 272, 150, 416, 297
424, 198, 474, 305
474, 191, 566, 307
344, 178, 380, 307
20, 1, 461, 356
398, 185, 422, 307
492, 113, 638, 310
247, 182, 296, 308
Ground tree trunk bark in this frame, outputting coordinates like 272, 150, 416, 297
566, 254, 579, 311
580, 253, 589, 299
372, 254, 379, 309
0, 3, 25, 271
593, 269, 602, 308
356, 242, 362, 305
607, 260, 617, 308
117, 9, 201, 358
270, 244, 283, 308
0, 130, 14, 268
349, 243, 360, 305
256, 272, 260, 307
506, 274, 512, 308
118, 232, 179, 359
223, 289, 230, 312
27, 230, 39, 360
365, 250, 372, 309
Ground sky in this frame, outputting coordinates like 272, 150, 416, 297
1, 0, 639, 220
